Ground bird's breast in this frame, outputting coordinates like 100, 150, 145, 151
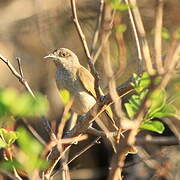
56, 68, 96, 114
56, 68, 77, 92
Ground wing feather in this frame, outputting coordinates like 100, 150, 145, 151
77, 66, 96, 98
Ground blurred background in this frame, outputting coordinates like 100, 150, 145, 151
0, 0, 179, 179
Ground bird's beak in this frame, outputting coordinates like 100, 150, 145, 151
43, 53, 56, 60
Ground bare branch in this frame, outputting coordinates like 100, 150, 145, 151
0, 54, 35, 98
154, 0, 164, 74
16, 57, 24, 78
128, 0, 155, 75
91, 0, 104, 57
125, 0, 142, 61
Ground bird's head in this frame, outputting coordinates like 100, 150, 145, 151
44, 48, 80, 67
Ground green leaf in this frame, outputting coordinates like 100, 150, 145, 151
0, 160, 22, 171
12, 93, 48, 117
0, 137, 7, 148
59, 89, 70, 105
110, 0, 129, 11
132, 72, 151, 94
139, 72, 151, 89
115, 24, 127, 33
17, 128, 43, 155
162, 27, 170, 40
147, 89, 166, 118
17, 127, 47, 173
151, 103, 177, 118
140, 120, 165, 134
0, 128, 18, 148
0, 89, 17, 117
0, 89, 48, 118
124, 103, 136, 119
175, 27, 180, 39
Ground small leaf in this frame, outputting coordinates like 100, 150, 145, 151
115, 24, 127, 33
132, 73, 150, 94
110, 0, 129, 11
147, 89, 166, 118
162, 27, 170, 40
124, 103, 136, 119
151, 103, 177, 118
0, 138, 7, 148
59, 90, 70, 105
140, 120, 165, 134
64, 112, 71, 120
0, 128, 18, 148
139, 72, 151, 89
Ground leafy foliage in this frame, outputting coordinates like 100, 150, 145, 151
125, 72, 177, 133
0, 128, 18, 149
109, 0, 130, 11
0, 88, 48, 119
16, 127, 47, 174
0, 127, 47, 175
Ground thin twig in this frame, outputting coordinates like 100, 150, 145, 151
70, 0, 101, 98
154, 0, 164, 74
44, 134, 83, 179
23, 118, 46, 146
0, 54, 35, 98
128, 0, 155, 75
16, 57, 24, 78
67, 136, 101, 165
57, 98, 74, 140
93, 9, 116, 63
113, 15, 127, 81
91, 0, 104, 58
124, 0, 142, 61
160, 42, 180, 88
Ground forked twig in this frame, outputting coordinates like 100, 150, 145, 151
0, 54, 35, 98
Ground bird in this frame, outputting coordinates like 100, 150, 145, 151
44, 48, 118, 150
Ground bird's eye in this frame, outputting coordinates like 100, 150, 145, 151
59, 51, 70, 58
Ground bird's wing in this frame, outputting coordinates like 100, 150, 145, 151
77, 66, 96, 98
